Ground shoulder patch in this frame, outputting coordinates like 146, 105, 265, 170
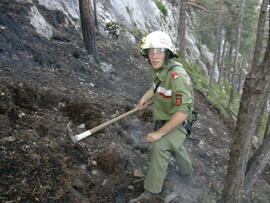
171, 72, 180, 79
175, 94, 182, 106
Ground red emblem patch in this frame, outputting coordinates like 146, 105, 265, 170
175, 94, 182, 106
171, 72, 180, 78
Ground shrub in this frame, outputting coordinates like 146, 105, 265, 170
154, 0, 168, 16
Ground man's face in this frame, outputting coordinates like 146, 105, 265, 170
148, 48, 166, 70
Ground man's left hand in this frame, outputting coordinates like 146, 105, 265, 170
145, 131, 163, 142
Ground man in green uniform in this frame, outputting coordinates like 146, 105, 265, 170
130, 31, 194, 202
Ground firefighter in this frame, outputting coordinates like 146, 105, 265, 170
105, 19, 119, 40
130, 31, 194, 202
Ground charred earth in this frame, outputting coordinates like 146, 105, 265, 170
0, 1, 269, 202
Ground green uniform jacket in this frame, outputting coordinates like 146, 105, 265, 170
148, 60, 194, 121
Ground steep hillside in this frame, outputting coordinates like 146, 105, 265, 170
0, 0, 269, 203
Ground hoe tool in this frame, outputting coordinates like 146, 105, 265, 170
67, 101, 152, 144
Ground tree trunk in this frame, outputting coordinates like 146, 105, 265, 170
227, 0, 246, 108
93, 0, 99, 32
244, 117, 270, 193
220, 1, 270, 201
178, 0, 188, 58
227, 43, 233, 83
242, 0, 270, 193
253, 90, 269, 140
221, 44, 270, 203
250, 0, 270, 143
236, 56, 246, 94
224, 41, 232, 82
210, 0, 224, 86
251, 0, 268, 68
79, 0, 98, 62
218, 37, 227, 83
244, 86, 270, 192
263, 112, 270, 140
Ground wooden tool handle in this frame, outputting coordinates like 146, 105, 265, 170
91, 100, 153, 133
73, 100, 153, 142
90, 107, 140, 134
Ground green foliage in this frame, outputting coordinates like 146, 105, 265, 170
154, 0, 168, 17
258, 113, 269, 137
240, 0, 260, 63
168, 0, 179, 5
174, 58, 209, 90
174, 57, 240, 118
193, 0, 259, 59
194, 20, 215, 51
191, 0, 220, 51
175, 58, 209, 93
175, 56, 268, 135
130, 29, 142, 36
173, 0, 266, 136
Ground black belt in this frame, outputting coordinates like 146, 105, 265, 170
154, 120, 190, 135
154, 120, 167, 130
154, 112, 198, 136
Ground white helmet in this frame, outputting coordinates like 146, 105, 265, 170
141, 31, 176, 57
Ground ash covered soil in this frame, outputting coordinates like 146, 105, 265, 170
0, 1, 270, 203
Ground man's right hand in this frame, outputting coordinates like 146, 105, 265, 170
137, 87, 154, 110
137, 98, 149, 110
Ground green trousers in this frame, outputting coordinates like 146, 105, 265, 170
144, 127, 193, 193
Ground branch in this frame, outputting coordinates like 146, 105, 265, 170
188, 1, 211, 12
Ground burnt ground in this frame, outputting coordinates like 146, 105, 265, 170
0, 1, 270, 203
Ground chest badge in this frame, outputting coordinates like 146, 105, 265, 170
171, 72, 180, 79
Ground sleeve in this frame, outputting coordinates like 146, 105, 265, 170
171, 72, 193, 115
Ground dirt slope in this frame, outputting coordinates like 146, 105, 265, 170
0, 1, 269, 203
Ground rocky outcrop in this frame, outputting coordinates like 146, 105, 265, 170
25, 0, 216, 79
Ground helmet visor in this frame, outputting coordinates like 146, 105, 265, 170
148, 48, 166, 54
